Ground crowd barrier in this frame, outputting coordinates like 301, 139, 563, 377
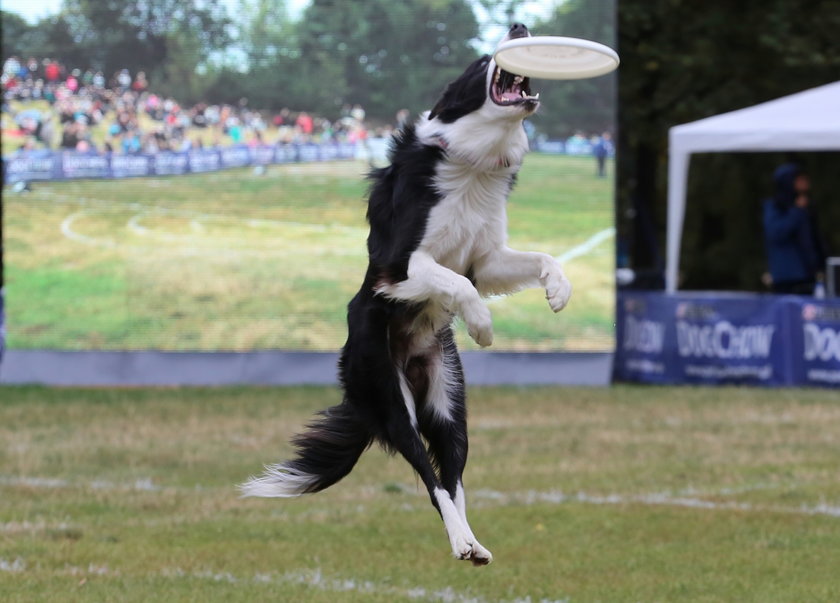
614, 290, 840, 387
1, 142, 358, 183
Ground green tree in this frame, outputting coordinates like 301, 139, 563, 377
56, 0, 231, 95
1, 11, 34, 59
531, 0, 616, 138
295, 0, 480, 119
617, 0, 840, 290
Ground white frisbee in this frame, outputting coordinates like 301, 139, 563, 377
494, 36, 619, 80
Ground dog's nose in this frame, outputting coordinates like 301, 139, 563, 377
509, 23, 529, 38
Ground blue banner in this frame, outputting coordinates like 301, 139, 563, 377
615, 291, 840, 387
2, 142, 358, 183
792, 301, 840, 386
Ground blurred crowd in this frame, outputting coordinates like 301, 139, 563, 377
2, 56, 374, 156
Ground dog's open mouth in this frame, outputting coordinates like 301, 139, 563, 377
490, 66, 539, 106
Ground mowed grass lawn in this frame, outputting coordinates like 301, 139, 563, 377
3, 154, 614, 352
2, 385, 840, 602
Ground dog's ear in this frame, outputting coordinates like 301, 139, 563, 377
428, 55, 491, 122
429, 98, 446, 121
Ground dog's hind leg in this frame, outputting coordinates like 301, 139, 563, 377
384, 403, 486, 565
419, 341, 493, 566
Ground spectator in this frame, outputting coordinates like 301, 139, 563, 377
132, 70, 148, 93
60, 122, 80, 149
116, 68, 132, 92
296, 111, 314, 136
44, 59, 61, 83
592, 132, 613, 178
762, 163, 827, 294
66, 69, 80, 93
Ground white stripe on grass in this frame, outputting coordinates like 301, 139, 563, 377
60, 204, 366, 256
3, 474, 839, 519
469, 488, 840, 518
0, 475, 160, 491
159, 566, 568, 603
555, 227, 615, 264
0, 558, 26, 573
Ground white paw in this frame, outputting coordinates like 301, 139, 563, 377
451, 535, 493, 566
545, 273, 572, 312
468, 540, 493, 566
464, 302, 493, 347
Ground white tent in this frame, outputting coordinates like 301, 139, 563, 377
666, 81, 840, 292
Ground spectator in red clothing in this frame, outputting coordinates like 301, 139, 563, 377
296, 111, 313, 135
44, 60, 60, 83
132, 71, 148, 93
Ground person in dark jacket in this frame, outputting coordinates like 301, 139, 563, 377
762, 163, 826, 294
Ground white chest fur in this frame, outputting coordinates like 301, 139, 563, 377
419, 161, 514, 275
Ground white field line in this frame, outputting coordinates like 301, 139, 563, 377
0, 558, 26, 573
48, 190, 366, 255
555, 227, 615, 265
468, 488, 840, 518
158, 566, 568, 603
60, 209, 366, 257
4, 556, 565, 603
3, 474, 839, 519
0, 475, 160, 492
60, 210, 118, 249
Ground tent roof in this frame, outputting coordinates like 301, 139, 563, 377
670, 80, 840, 154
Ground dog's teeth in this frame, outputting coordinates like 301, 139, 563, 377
521, 90, 527, 98
534, 93, 540, 99
513, 76, 523, 84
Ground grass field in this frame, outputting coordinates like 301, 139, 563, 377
2, 385, 840, 602
3, 153, 614, 352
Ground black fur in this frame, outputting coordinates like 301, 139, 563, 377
429, 55, 492, 123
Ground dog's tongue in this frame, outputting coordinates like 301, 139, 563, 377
501, 91, 521, 101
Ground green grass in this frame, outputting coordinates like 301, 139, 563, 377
3, 154, 614, 351
2, 385, 840, 602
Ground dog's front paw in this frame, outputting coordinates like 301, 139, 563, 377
463, 302, 493, 347
545, 273, 572, 313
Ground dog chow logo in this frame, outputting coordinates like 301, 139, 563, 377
676, 321, 775, 359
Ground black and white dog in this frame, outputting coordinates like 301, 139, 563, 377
241, 24, 571, 565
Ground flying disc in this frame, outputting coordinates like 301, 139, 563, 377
494, 36, 619, 80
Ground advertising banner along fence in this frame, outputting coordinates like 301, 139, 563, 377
615, 291, 840, 388
2, 142, 359, 183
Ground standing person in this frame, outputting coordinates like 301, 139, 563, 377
592, 131, 612, 178
762, 163, 827, 294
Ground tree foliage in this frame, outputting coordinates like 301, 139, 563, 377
617, 0, 840, 290
531, 0, 616, 138
295, 0, 480, 118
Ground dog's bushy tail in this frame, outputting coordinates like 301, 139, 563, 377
239, 403, 371, 498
